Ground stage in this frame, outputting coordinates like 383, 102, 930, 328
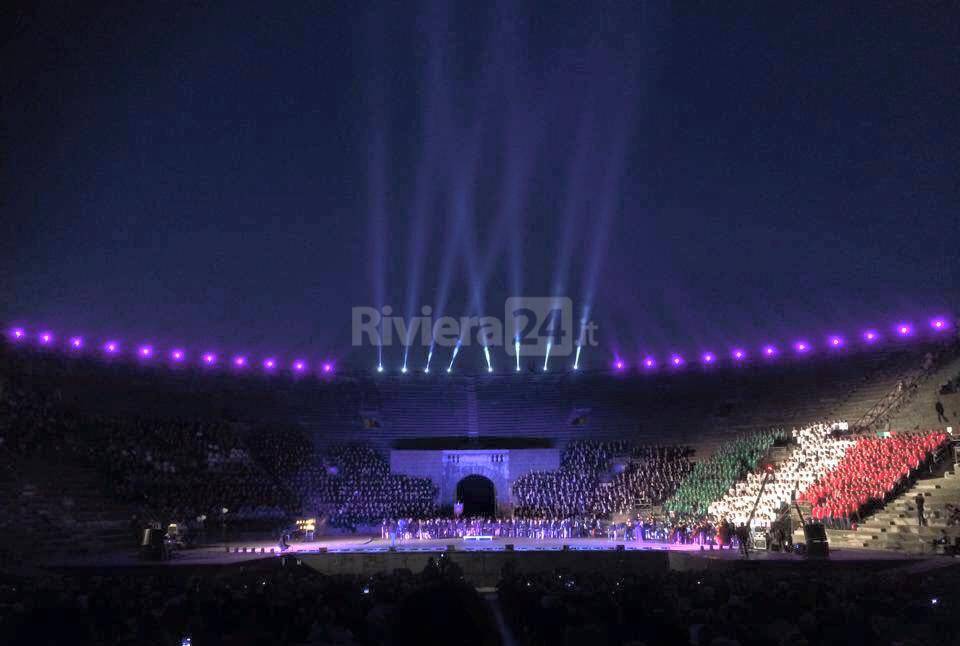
45, 536, 944, 584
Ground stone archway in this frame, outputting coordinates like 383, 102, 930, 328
456, 475, 496, 517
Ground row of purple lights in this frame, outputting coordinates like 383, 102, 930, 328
5, 316, 953, 376
6, 327, 335, 376
611, 318, 952, 372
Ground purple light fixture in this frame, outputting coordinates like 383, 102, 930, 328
138, 345, 154, 359
702, 352, 716, 364
643, 357, 656, 369
794, 341, 810, 354
896, 323, 913, 337
828, 335, 844, 348
614, 359, 625, 371
69, 336, 84, 349
39, 331, 54, 346
202, 352, 217, 366
104, 341, 119, 355
763, 345, 778, 358
321, 362, 334, 374
263, 358, 277, 371
292, 360, 306, 373
863, 330, 879, 343
233, 355, 247, 368
732, 348, 746, 361
171, 349, 185, 362
931, 317, 948, 331
671, 354, 684, 367
11, 327, 26, 341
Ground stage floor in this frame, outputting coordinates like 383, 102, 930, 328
48, 536, 935, 569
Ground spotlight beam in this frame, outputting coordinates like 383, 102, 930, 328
543, 342, 552, 372
573, 345, 582, 370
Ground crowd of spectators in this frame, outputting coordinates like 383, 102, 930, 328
800, 431, 948, 526
0, 557, 496, 646
664, 429, 785, 516
511, 442, 691, 518
709, 423, 853, 529
498, 562, 959, 646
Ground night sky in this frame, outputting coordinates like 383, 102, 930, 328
2, 2, 958, 371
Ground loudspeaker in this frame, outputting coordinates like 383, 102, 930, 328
140, 529, 166, 561
803, 523, 829, 557
505, 544, 515, 551
616, 544, 625, 552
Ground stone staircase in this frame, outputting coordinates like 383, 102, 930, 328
818, 462, 960, 554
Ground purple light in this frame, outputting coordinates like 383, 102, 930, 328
671, 354, 684, 367
233, 355, 248, 368
69, 336, 83, 349
263, 358, 277, 371
701, 352, 716, 364
11, 327, 26, 341
202, 352, 217, 366
614, 359, 625, 371
896, 323, 913, 337
863, 330, 879, 343
170, 349, 185, 362
104, 341, 119, 355
828, 335, 844, 348
38, 332, 53, 346
794, 341, 810, 354
643, 357, 656, 369
763, 345, 778, 358
321, 362, 334, 374
138, 345, 154, 359
931, 317, 948, 331
732, 348, 746, 361
293, 360, 306, 373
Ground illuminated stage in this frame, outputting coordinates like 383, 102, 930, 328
50, 536, 933, 585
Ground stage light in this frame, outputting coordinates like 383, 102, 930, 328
573, 345, 582, 370
794, 341, 810, 354
11, 327, 25, 341
702, 352, 715, 364
543, 342, 551, 372
515, 339, 521, 372
671, 354, 684, 367
763, 345, 777, 358
39, 331, 53, 346
104, 341, 119, 355
643, 357, 656, 370
377, 364, 384, 373
828, 335, 844, 348
732, 348, 746, 361
69, 336, 83, 349
931, 317, 948, 331
896, 323, 912, 337
171, 349, 185, 362
138, 345, 154, 359
202, 352, 217, 366
233, 356, 247, 368
614, 359, 625, 371
863, 330, 878, 343
263, 358, 276, 371
484, 346, 493, 373
292, 360, 306, 373
321, 362, 333, 374
447, 341, 461, 373
401, 366, 407, 374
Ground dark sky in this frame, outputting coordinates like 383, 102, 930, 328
2, 1, 958, 371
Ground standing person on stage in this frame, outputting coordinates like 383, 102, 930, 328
915, 492, 927, 526
737, 523, 751, 557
